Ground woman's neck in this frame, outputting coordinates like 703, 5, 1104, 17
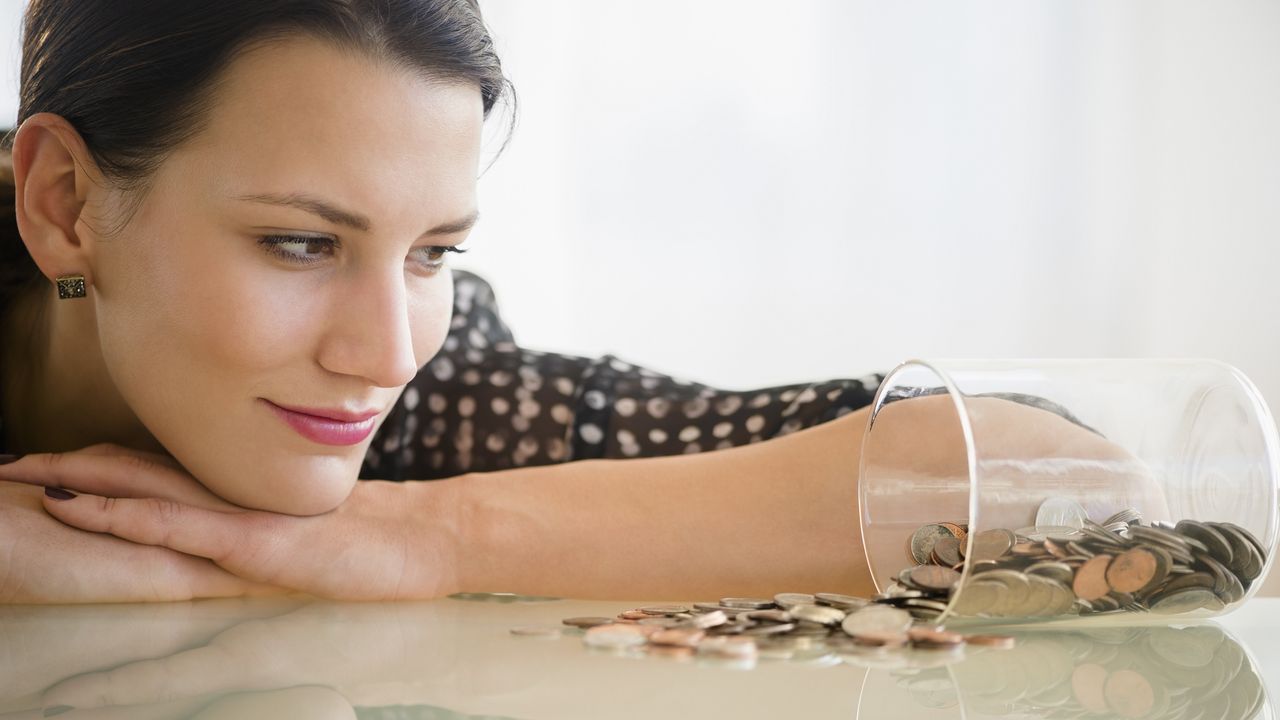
1, 285, 166, 456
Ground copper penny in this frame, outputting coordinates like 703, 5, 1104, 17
931, 536, 962, 566
1072, 554, 1114, 601
910, 564, 962, 592
908, 627, 964, 646
1105, 548, 1158, 594
850, 630, 908, 648
964, 634, 1016, 649
649, 628, 705, 647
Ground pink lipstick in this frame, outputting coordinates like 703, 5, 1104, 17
263, 400, 378, 446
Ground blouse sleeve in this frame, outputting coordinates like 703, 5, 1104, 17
361, 269, 886, 481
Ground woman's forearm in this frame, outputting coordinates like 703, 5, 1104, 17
448, 407, 875, 600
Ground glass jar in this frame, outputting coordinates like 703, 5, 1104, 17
858, 359, 1280, 625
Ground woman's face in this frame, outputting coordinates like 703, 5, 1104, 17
88, 35, 482, 514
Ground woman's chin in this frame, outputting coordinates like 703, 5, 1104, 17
211, 466, 358, 516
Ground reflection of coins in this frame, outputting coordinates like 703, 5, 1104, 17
562, 616, 613, 629
841, 606, 913, 637
911, 524, 958, 565
1103, 668, 1156, 718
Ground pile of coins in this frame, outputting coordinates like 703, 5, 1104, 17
895, 499, 1268, 620
552, 593, 1014, 663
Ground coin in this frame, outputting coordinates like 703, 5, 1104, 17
908, 627, 964, 647
649, 628, 705, 647
1037, 496, 1089, 530
562, 616, 615, 629
773, 593, 816, 608
790, 604, 846, 626
964, 634, 1016, 649
582, 624, 649, 648
814, 592, 868, 609
970, 529, 1016, 561
1106, 547, 1160, 593
910, 523, 959, 565
640, 605, 690, 615
1175, 520, 1234, 565
931, 535, 962, 566
849, 630, 908, 648
1072, 554, 1113, 601
909, 564, 961, 592
841, 606, 913, 637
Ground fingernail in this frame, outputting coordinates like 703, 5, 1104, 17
43, 706, 74, 717
0, 453, 23, 465
45, 486, 77, 501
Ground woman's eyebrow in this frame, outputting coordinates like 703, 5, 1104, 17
234, 191, 478, 236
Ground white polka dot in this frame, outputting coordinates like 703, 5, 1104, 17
450, 314, 467, 329
682, 397, 709, 418
464, 348, 484, 365
403, 387, 420, 411
518, 399, 541, 418
649, 428, 668, 444
443, 336, 459, 352
462, 369, 481, 385
491, 397, 510, 415
779, 419, 803, 435
579, 423, 604, 444
715, 395, 743, 415
512, 415, 531, 432
458, 396, 476, 417
428, 393, 447, 414
431, 357, 455, 381
749, 393, 771, 409
749, 434, 763, 443
551, 404, 573, 424
457, 450, 472, 470
518, 436, 539, 455
615, 397, 637, 417
678, 426, 702, 442
640, 377, 660, 390
555, 377, 575, 395
477, 315, 491, 332
522, 374, 543, 392
646, 397, 670, 419
713, 422, 734, 439
683, 443, 702, 454
836, 406, 854, 418
495, 340, 516, 352
797, 388, 817, 404
621, 443, 641, 457
485, 433, 506, 452
716, 439, 734, 451
617, 429, 636, 445
468, 327, 489, 349
780, 389, 799, 403
382, 434, 401, 453
514, 385, 533, 400
421, 432, 440, 448
489, 370, 513, 387
585, 390, 607, 410
456, 419, 474, 451
746, 415, 765, 433
429, 417, 446, 435
430, 450, 444, 469
547, 437, 566, 460
826, 388, 843, 402
609, 358, 634, 372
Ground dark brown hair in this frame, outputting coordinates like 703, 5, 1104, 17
0, 0, 513, 309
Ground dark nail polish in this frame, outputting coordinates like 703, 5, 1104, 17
45, 486, 77, 501
43, 706, 74, 717
0, 453, 23, 465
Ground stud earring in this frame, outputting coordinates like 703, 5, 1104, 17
55, 273, 86, 300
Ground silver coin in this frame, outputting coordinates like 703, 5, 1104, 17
1036, 497, 1089, 530
773, 593, 816, 609
720, 597, 775, 609
790, 604, 847, 626
911, 523, 959, 565
840, 606, 913, 637
815, 592, 869, 609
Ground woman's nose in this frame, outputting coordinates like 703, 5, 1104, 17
316, 269, 420, 388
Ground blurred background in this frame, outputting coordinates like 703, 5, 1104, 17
0, 1, 1277, 579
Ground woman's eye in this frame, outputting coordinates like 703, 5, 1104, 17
258, 234, 468, 271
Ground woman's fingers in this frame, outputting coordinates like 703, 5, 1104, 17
0, 445, 238, 511
40, 490, 287, 584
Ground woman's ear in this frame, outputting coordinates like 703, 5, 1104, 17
10, 113, 106, 288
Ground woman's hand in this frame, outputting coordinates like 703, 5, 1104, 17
0, 444, 464, 601
0, 479, 283, 604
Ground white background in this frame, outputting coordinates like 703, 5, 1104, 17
1, 1, 1279, 586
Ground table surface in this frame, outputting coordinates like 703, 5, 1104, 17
4, 594, 1280, 719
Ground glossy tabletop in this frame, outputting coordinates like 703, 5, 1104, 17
4, 593, 1279, 719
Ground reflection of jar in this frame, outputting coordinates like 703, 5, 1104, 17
858, 359, 1279, 625
854, 624, 1268, 719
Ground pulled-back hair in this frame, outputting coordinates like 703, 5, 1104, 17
0, 0, 513, 308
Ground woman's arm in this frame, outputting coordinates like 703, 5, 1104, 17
453, 405, 875, 600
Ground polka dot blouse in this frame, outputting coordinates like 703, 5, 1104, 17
360, 269, 887, 481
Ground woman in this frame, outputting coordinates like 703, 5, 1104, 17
0, 0, 1149, 604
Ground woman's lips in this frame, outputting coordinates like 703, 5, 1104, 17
263, 400, 378, 446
